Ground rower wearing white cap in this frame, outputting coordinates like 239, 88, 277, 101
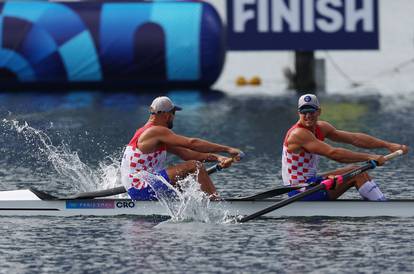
121, 96, 243, 201
281, 94, 408, 201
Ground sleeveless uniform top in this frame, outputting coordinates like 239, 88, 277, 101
121, 123, 167, 190
281, 123, 325, 186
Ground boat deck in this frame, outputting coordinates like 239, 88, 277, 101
0, 199, 413, 217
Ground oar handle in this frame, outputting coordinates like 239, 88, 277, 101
239, 150, 404, 223
323, 149, 404, 190
207, 164, 222, 175
206, 151, 245, 175
384, 149, 403, 161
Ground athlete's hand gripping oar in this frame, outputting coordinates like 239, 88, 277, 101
207, 151, 245, 175
238, 150, 404, 223
73, 153, 243, 199
40, 152, 244, 200
61, 152, 245, 200
49, 160, 237, 200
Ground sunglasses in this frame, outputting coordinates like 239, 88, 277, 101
299, 108, 318, 114
150, 109, 176, 115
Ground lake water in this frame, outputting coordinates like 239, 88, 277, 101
0, 90, 413, 273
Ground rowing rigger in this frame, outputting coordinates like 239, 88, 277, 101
0, 188, 413, 217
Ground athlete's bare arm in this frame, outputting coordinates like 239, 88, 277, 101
167, 146, 221, 161
319, 121, 409, 154
139, 126, 241, 157
167, 146, 234, 168
287, 128, 386, 165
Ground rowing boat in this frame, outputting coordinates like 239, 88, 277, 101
0, 188, 413, 217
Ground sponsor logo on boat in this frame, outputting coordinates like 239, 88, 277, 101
66, 200, 115, 209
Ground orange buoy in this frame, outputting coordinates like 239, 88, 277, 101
236, 76, 248, 86
249, 76, 262, 86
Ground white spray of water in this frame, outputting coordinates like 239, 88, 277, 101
138, 169, 236, 224
2, 118, 235, 223
1, 118, 121, 192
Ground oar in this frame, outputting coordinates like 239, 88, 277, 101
41, 153, 245, 200
207, 151, 245, 175
230, 184, 311, 201
63, 186, 127, 200
207, 163, 224, 175
28, 186, 128, 200
238, 150, 404, 223
60, 163, 231, 200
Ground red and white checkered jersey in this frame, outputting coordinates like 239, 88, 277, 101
121, 123, 167, 190
281, 123, 325, 186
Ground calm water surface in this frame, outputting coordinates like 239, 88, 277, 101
0, 90, 413, 273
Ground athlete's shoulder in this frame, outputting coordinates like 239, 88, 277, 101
317, 120, 336, 134
317, 120, 328, 126
289, 124, 310, 135
140, 125, 173, 140
317, 120, 335, 129
147, 125, 171, 133
289, 126, 314, 141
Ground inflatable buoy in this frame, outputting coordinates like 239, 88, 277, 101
236, 76, 248, 86
249, 76, 262, 86
236, 76, 262, 86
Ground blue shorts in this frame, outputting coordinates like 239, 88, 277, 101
287, 176, 329, 201
127, 170, 175, 201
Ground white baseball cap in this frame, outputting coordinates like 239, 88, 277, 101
298, 94, 320, 111
150, 96, 182, 114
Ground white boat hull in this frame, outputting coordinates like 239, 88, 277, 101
0, 199, 413, 218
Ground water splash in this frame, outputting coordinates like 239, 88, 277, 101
140, 170, 236, 224
1, 118, 121, 192
2, 118, 235, 223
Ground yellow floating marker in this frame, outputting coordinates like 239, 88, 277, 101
249, 76, 262, 86
236, 76, 248, 86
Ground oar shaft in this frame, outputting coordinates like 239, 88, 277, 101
239, 184, 325, 222
207, 164, 222, 175
239, 150, 404, 223
341, 150, 403, 182
234, 183, 313, 201
341, 161, 375, 182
